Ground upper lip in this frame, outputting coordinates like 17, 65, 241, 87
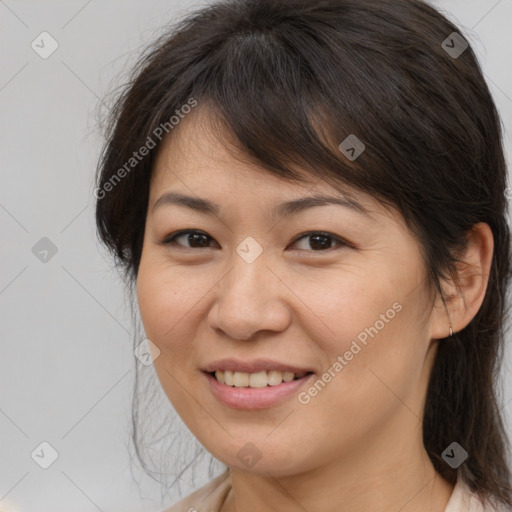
202, 358, 314, 374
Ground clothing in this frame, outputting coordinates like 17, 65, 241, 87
162, 468, 509, 512
163, 470, 231, 512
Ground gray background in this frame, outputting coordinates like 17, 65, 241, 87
1, 1, 511, 511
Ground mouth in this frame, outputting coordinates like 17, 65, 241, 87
203, 368, 315, 410
201, 359, 316, 409
207, 369, 314, 388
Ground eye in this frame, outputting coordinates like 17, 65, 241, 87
162, 229, 348, 252
162, 230, 218, 249
289, 231, 347, 252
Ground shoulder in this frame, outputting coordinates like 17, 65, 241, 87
161, 469, 231, 512
445, 477, 510, 512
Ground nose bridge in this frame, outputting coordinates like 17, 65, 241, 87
224, 243, 271, 311
227, 234, 270, 295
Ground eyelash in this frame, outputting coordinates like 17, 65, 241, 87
161, 229, 350, 253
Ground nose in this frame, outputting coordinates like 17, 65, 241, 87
207, 251, 292, 341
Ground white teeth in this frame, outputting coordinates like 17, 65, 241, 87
213, 370, 308, 387
233, 371, 249, 387
267, 370, 283, 386
282, 371, 294, 382
224, 370, 234, 386
249, 371, 268, 388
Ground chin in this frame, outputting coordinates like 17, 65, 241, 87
204, 436, 313, 476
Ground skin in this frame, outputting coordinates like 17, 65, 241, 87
136, 107, 493, 512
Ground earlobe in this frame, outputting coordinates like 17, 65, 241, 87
430, 222, 494, 339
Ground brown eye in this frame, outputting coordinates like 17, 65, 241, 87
163, 230, 216, 249
290, 232, 347, 252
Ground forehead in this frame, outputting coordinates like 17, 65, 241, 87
151, 107, 313, 188
151, 106, 363, 206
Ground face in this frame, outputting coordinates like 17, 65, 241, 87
136, 108, 441, 477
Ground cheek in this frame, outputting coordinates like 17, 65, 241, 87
311, 300, 429, 441
296, 265, 429, 428
289, 262, 402, 353
136, 255, 207, 355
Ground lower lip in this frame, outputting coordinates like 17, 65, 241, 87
204, 372, 315, 410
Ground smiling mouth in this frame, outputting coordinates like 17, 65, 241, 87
208, 370, 314, 388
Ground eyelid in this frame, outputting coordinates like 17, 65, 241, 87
161, 229, 217, 248
161, 229, 351, 252
289, 231, 349, 251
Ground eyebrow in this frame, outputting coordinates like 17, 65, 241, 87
152, 191, 370, 218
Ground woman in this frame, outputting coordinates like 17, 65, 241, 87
95, 0, 512, 510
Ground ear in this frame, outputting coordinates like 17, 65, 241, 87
430, 222, 494, 339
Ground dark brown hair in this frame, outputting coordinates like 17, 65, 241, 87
95, 0, 512, 507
